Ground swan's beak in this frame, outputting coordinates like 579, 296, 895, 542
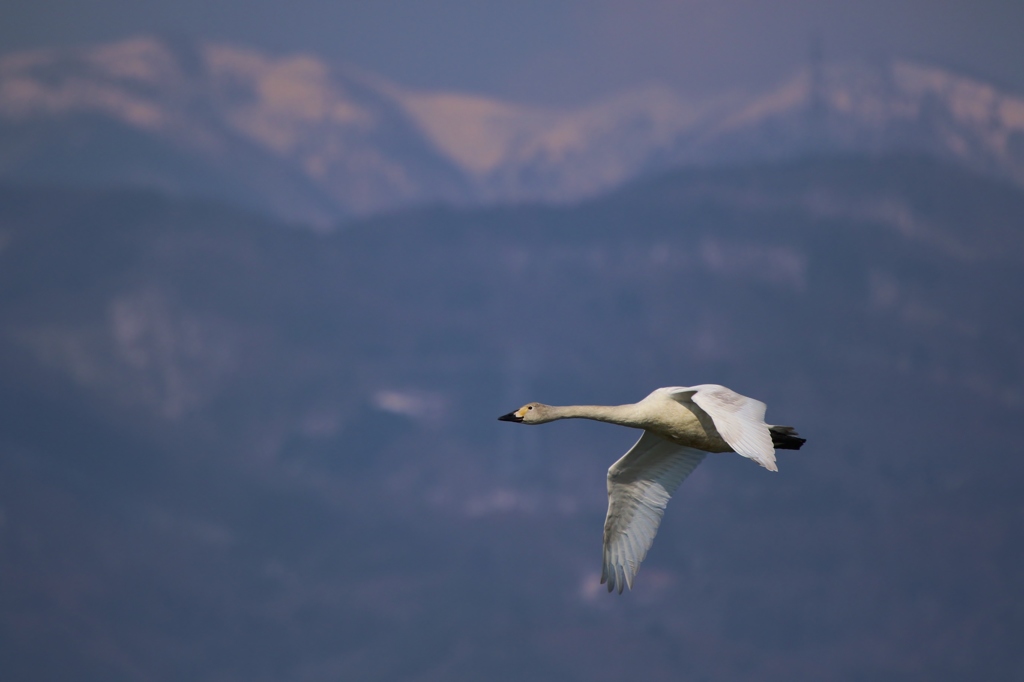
498, 411, 524, 423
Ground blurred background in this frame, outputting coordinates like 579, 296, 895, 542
1, 2, 1023, 680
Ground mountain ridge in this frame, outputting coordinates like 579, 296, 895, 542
2, 36, 1024, 225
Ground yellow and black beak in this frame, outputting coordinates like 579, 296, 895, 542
497, 410, 524, 423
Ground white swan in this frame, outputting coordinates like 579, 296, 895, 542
498, 385, 805, 593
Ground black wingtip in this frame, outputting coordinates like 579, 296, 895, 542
770, 426, 807, 450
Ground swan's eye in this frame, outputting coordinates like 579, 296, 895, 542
527, 406, 533, 410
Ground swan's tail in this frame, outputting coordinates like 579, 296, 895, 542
770, 425, 806, 450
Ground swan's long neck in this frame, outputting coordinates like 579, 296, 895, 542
546, 403, 644, 428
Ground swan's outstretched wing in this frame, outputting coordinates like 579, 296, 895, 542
602, 430, 706, 594
669, 385, 777, 471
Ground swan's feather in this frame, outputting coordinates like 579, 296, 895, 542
668, 385, 777, 471
601, 431, 706, 593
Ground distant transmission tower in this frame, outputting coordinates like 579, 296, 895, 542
806, 34, 827, 149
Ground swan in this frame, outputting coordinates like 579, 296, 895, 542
498, 385, 805, 593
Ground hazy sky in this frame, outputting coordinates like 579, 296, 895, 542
3, 0, 1023, 105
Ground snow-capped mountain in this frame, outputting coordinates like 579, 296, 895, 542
2, 36, 1023, 224
0, 37, 470, 225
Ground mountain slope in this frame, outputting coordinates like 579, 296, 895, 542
1, 155, 1022, 680
2, 37, 1024, 224
0, 37, 471, 225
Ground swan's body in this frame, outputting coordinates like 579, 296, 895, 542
498, 385, 805, 593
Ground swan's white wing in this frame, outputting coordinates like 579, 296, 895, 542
670, 384, 777, 471
602, 430, 706, 594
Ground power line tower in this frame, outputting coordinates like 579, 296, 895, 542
806, 34, 828, 148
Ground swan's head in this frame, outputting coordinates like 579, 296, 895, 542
497, 402, 554, 424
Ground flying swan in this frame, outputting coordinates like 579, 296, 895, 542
498, 385, 805, 593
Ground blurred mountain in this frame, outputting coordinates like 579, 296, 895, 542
0, 36, 471, 226
1, 154, 1022, 681
2, 36, 1024, 225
